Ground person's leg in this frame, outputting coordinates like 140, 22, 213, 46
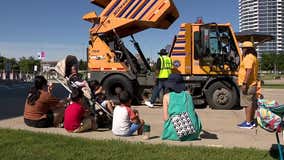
160, 79, 167, 94
109, 100, 115, 107
24, 118, 51, 128
101, 100, 113, 113
150, 80, 163, 103
73, 116, 94, 133
106, 100, 114, 113
249, 89, 257, 123
127, 123, 141, 136
238, 86, 256, 128
137, 119, 145, 135
245, 105, 253, 122
91, 116, 97, 130
52, 107, 65, 127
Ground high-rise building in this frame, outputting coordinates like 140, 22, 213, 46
239, 0, 284, 54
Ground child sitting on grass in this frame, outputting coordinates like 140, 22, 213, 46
112, 91, 144, 136
64, 88, 96, 133
89, 80, 115, 113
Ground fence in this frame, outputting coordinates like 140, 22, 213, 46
0, 70, 87, 82
0, 70, 37, 82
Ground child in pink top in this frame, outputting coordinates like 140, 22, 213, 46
64, 88, 96, 133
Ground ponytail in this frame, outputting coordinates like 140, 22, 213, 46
27, 76, 47, 105
27, 87, 41, 105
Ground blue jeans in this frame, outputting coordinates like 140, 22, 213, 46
150, 79, 167, 103
127, 123, 140, 136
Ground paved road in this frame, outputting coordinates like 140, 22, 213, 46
0, 82, 69, 120
1, 81, 284, 149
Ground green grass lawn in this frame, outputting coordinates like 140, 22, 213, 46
0, 129, 278, 160
263, 84, 284, 89
260, 74, 283, 80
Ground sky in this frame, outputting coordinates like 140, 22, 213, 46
0, 0, 239, 61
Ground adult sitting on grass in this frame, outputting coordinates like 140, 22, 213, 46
162, 74, 202, 141
24, 75, 65, 128
64, 88, 96, 133
112, 91, 144, 136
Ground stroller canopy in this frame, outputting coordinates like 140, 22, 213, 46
55, 55, 78, 77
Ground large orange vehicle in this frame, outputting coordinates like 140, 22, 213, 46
83, 0, 179, 103
83, 0, 269, 109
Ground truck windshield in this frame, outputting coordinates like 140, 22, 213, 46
195, 26, 238, 58
194, 25, 240, 71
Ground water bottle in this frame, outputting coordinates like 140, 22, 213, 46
143, 124, 151, 140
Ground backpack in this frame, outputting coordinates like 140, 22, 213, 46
256, 99, 283, 132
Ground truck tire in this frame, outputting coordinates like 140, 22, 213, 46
102, 74, 133, 104
206, 81, 238, 110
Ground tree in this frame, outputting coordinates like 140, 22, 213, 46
0, 56, 7, 70
278, 53, 284, 71
18, 57, 40, 72
8, 58, 19, 71
79, 59, 87, 70
261, 53, 274, 71
260, 52, 284, 72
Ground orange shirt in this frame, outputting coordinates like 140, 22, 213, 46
24, 90, 63, 120
238, 54, 258, 86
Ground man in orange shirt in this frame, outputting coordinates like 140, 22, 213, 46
237, 41, 259, 129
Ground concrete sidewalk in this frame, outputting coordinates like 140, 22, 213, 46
1, 88, 284, 150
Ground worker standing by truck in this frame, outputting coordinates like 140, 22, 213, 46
237, 41, 259, 129
145, 49, 172, 108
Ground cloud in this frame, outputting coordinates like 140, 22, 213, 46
0, 41, 87, 61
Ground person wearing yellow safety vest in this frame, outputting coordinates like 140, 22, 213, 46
145, 49, 172, 108
237, 41, 259, 129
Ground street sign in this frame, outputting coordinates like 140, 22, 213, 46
34, 65, 38, 72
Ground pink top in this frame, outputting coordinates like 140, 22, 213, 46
64, 102, 85, 132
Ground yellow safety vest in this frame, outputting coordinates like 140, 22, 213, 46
158, 55, 172, 79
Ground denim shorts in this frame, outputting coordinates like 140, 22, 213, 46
127, 123, 140, 136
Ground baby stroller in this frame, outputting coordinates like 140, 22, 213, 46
50, 55, 113, 129
256, 99, 284, 160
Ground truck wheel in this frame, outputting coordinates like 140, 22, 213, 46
102, 75, 133, 104
206, 81, 238, 110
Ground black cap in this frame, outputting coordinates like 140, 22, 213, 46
165, 74, 186, 93
158, 49, 168, 55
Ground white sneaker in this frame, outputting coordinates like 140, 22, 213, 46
145, 101, 154, 108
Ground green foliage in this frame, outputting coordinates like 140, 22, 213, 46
79, 59, 87, 70
0, 129, 276, 160
0, 56, 7, 70
0, 56, 40, 72
261, 53, 284, 71
263, 84, 284, 89
18, 56, 40, 72
0, 56, 20, 71
7, 58, 19, 70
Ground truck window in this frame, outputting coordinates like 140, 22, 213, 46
208, 31, 220, 54
194, 31, 201, 59
194, 29, 222, 59
194, 25, 240, 71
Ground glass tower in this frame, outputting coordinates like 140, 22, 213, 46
239, 0, 284, 54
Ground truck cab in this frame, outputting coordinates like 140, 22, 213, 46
170, 23, 242, 109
